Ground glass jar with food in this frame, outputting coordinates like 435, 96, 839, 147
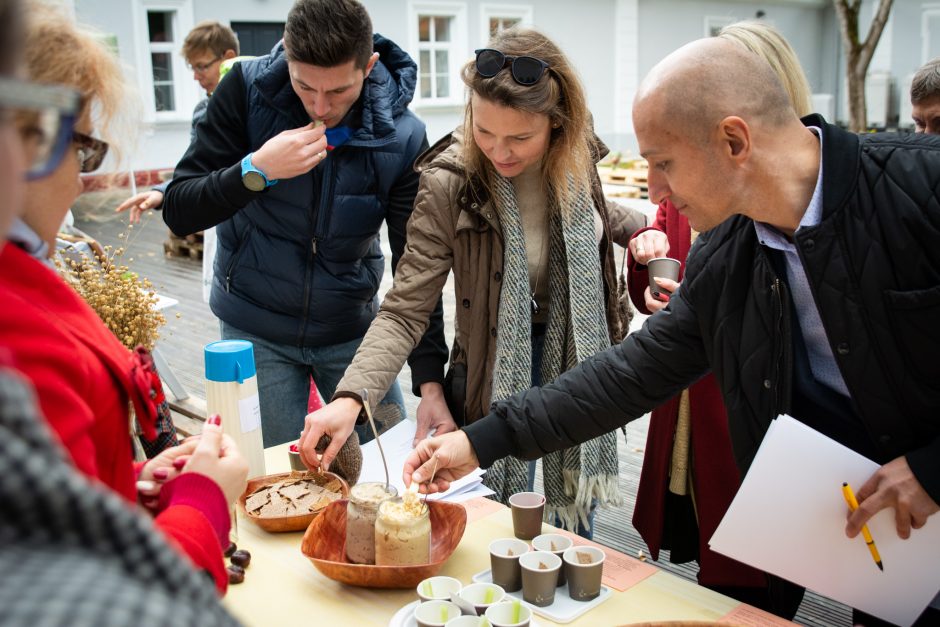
345, 482, 397, 564
374, 491, 431, 566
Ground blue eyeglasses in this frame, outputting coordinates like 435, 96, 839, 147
0, 77, 81, 180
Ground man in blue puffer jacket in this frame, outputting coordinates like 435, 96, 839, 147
164, 0, 447, 447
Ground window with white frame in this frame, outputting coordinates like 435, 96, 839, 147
704, 15, 737, 38
147, 10, 177, 112
480, 4, 533, 44
409, 2, 467, 105
133, 0, 195, 121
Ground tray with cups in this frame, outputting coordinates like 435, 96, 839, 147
473, 539, 610, 624
389, 576, 542, 627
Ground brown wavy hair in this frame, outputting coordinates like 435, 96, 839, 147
461, 27, 593, 211
23, 1, 139, 166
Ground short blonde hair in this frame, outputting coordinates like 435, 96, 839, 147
24, 1, 139, 165
461, 27, 593, 210
181, 20, 239, 61
719, 20, 813, 117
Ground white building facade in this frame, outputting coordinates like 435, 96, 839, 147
63, 0, 940, 176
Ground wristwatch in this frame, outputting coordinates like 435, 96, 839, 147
241, 153, 278, 192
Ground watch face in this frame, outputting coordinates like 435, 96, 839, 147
242, 171, 266, 192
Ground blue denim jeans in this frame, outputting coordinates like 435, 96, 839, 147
220, 321, 405, 447
529, 330, 597, 540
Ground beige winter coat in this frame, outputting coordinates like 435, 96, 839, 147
336, 130, 646, 423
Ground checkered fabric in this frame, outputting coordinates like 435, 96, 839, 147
0, 368, 241, 626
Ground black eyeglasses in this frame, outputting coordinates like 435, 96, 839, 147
474, 48, 550, 86
0, 77, 81, 180
186, 56, 221, 74
73, 131, 109, 173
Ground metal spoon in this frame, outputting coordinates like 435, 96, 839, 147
360, 388, 390, 490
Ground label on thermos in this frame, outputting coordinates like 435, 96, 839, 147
237, 394, 262, 434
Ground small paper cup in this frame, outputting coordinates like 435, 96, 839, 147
508, 491, 545, 540
646, 257, 681, 295
532, 533, 573, 586
485, 601, 532, 627
417, 576, 462, 602
563, 545, 606, 601
445, 616, 486, 627
519, 550, 561, 607
457, 582, 505, 615
414, 600, 462, 627
489, 538, 529, 592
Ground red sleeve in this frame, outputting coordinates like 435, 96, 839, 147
626, 203, 670, 314
154, 505, 229, 594
155, 473, 232, 595
1, 315, 101, 479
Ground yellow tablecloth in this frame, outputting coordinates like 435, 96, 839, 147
222, 445, 786, 626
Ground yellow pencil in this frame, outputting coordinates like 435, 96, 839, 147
842, 482, 884, 572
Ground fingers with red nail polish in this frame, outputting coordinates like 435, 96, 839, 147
208, 414, 222, 427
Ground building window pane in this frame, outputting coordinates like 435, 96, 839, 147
436, 75, 449, 99
151, 52, 173, 82
419, 16, 430, 42
434, 16, 450, 42
153, 84, 175, 112
148, 11, 173, 43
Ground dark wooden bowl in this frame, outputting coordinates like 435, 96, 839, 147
300, 499, 467, 588
237, 471, 349, 533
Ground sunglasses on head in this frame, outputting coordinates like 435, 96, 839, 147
73, 131, 109, 173
0, 77, 81, 180
474, 48, 550, 86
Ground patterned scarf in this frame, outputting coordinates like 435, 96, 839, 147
484, 173, 622, 531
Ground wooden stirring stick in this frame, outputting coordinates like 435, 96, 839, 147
360, 389, 390, 490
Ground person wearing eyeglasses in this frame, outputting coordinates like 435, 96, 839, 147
301, 26, 646, 539
0, 2, 248, 595
116, 21, 238, 223
163, 0, 447, 453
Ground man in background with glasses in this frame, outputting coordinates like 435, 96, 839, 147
162, 0, 447, 452
116, 20, 238, 222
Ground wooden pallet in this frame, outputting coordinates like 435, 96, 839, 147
164, 231, 204, 260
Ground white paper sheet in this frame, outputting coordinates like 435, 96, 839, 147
710, 415, 940, 626
359, 419, 493, 502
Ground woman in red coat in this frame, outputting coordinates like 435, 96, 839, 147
627, 20, 813, 611
0, 3, 247, 593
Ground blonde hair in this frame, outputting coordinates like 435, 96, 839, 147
23, 1, 139, 166
181, 20, 239, 61
718, 20, 813, 117
461, 27, 593, 210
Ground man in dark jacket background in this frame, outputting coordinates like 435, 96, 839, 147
164, 0, 447, 447
405, 37, 940, 624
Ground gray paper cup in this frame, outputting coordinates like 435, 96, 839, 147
519, 550, 561, 607
647, 257, 681, 296
508, 491, 545, 541
532, 533, 573, 586
489, 538, 530, 592
563, 545, 605, 602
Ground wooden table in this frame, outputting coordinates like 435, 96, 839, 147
223, 445, 792, 626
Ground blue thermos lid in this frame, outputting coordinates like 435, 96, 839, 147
205, 340, 256, 384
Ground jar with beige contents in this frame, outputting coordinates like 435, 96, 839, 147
346, 482, 397, 564
375, 490, 431, 566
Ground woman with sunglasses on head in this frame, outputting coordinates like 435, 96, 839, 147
302, 26, 645, 537
0, 2, 247, 594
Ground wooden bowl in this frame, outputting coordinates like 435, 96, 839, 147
300, 499, 467, 588
237, 471, 349, 533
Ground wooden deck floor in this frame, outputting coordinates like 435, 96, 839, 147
72, 190, 850, 626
